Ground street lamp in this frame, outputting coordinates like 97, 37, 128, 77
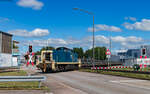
73, 8, 95, 66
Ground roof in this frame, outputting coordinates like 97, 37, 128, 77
116, 50, 127, 53
0, 31, 13, 36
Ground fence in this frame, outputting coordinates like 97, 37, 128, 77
0, 76, 46, 88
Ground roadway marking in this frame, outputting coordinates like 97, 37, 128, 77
110, 79, 146, 83
109, 80, 150, 90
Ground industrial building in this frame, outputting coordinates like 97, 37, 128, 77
117, 45, 150, 67
0, 31, 12, 53
0, 31, 19, 67
126, 49, 141, 59
117, 49, 127, 62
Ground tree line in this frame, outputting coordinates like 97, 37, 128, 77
35, 46, 107, 60
73, 47, 106, 60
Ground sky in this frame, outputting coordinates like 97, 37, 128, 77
1, 0, 150, 54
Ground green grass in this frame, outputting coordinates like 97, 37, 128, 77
0, 70, 27, 76
106, 67, 150, 71
79, 69, 150, 80
0, 70, 48, 90
0, 82, 48, 90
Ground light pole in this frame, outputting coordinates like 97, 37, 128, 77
73, 8, 95, 66
108, 31, 112, 67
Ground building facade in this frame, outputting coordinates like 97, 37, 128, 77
0, 31, 14, 67
123, 45, 150, 67
117, 50, 127, 62
0, 31, 12, 54
126, 49, 141, 59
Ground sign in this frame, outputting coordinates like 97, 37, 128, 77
106, 49, 111, 55
107, 55, 110, 58
140, 56, 148, 59
26, 52, 34, 66
140, 56, 142, 59
141, 47, 146, 57
29, 45, 32, 53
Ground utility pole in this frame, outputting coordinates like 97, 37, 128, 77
107, 31, 112, 67
109, 35, 112, 66
98, 47, 100, 60
92, 15, 95, 66
73, 8, 95, 67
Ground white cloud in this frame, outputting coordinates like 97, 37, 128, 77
8, 28, 49, 37
0, 17, 9, 22
89, 35, 143, 49
48, 38, 68, 45
123, 19, 150, 31
126, 36, 143, 43
124, 17, 137, 21
21, 38, 68, 48
19, 35, 145, 55
111, 36, 143, 49
20, 35, 144, 50
111, 36, 126, 43
88, 24, 122, 32
17, 0, 44, 10
111, 36, 143, 43
84, 35, 109, 44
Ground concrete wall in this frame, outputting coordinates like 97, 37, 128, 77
0, 53, 12, 67
0, 53, 19, 67
12, 56, 18, 66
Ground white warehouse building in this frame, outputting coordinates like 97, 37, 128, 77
123, 45, 150, 67
0, 31, 19, 67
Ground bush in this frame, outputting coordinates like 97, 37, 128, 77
133, 64, 140, 71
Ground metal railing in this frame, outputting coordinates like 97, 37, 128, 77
0, 76, 46, 88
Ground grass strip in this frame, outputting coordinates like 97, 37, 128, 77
0, 70, 48, 90
79, 69, 150, 80
0, 82, 48, 90
0, 70, 27, 76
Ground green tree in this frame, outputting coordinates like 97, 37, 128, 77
35, 51, 41, 55
84, 46, 106, 60
94, 47, 106, 60
84, 49, 93, 59
73, 47, 84, 58
13, 42, 19, 49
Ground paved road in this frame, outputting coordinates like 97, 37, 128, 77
2, 65, 150, 94
44, 71, 150, 94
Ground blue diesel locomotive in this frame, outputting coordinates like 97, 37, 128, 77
36, 47, 81, 72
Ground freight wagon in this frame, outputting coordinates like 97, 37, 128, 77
36, 47, 81, 73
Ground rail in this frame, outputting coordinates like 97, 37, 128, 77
0, 76, 46, 88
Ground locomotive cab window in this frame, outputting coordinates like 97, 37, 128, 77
43, 52, 51, 61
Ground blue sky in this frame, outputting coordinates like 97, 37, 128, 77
1, 0, 150, 54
